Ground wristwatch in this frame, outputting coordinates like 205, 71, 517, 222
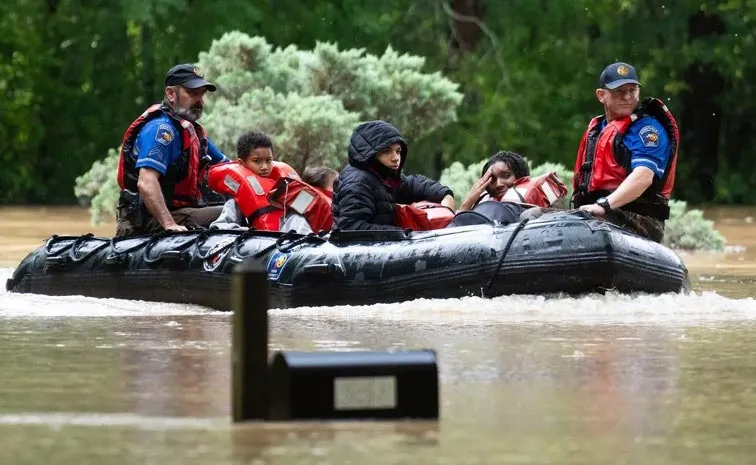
595, 197, 612, 212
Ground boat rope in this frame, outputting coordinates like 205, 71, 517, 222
196, 230, 249, 260
67, 236, 110, 264
251, 230, 328, 259
44, 233, 93, 256
44, 233, 111, 270
142, 229, 217, 265
483, 217, 530, 297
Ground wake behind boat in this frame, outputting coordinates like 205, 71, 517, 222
5, 211, 689, 310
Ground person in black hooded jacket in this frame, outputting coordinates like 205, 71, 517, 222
332, 120, 455, 231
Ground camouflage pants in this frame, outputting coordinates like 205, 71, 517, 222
604, 209, 665, 243
115, 205, 223, 237
519, 206, 665, 243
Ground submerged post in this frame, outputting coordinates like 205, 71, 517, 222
231, 258, 269, 422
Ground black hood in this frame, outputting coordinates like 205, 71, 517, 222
347, 120, 408, 171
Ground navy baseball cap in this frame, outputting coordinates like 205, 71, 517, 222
164, 64, 217, 91
599, 62, 641, 89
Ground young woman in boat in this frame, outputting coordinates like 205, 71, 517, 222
207, 131, 333, 233
450, 151, 567, 226
331, 120, 456, 231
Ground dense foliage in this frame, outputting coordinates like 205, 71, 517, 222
5, 0, 756, 204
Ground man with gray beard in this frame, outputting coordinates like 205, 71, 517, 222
115, 64, 230, 237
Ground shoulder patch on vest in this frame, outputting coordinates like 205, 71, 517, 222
155, 123, 175, 146
639, 125, 659, 148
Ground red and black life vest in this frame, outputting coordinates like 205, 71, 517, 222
208, 161, 332, 232
268, 177, 334, 233
499, 172, 568, 208
117, 104, 207, 209
572, 97, 679, 220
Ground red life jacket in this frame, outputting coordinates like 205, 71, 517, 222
316, 187, 333, 200
207, 161, 284, 231
395, 201, 455, 231
271, 161, 299, 181
499, 172, 568, 208
268, 177, 334, 232
117, 103, 207, 209
572, 97, 679, 220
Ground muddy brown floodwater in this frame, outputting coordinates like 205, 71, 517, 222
1, 205, 755, 464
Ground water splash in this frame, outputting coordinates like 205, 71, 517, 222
0, 268, 216, 317
272, 291, 756, 326
3, 268, 754, 324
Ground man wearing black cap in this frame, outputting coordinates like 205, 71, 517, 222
571, 61, 680, 243
115, 64, 230, 237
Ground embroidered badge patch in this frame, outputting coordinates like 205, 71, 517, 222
639, 125, 659, 148
155, 124, 175, 146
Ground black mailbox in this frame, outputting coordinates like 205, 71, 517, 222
267, 349, 439, 421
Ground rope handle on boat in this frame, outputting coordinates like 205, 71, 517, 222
250, 230, 328, 259
106, 227, 225, 266
44, 233, 93, 255
44, 233, 110, 269
482, 217, 530, 297
142, 229, 217, 266
195, 230, 250, 260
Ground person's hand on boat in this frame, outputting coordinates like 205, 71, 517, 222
458, 167, 494, 211
164, 224, 189, 232
579, 203, 606, 217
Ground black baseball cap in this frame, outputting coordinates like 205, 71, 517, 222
164, 64, 217, 91
599, 62, 641, 89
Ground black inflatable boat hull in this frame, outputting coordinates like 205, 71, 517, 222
6, 212, 689, 310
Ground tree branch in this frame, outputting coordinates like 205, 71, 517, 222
441, 1, 511, 91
